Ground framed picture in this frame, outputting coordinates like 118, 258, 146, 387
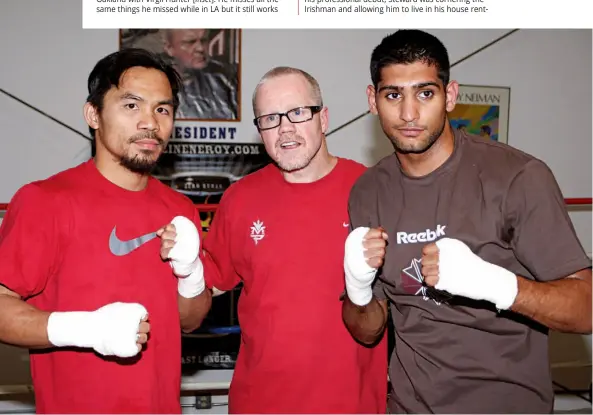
449, 84, 511, 144
119, 28, 242, 122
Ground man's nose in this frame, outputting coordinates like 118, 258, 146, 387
400, 97, 419, 123
138, 110, 158, 131
278, 114, 296, 134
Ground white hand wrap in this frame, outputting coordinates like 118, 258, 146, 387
344, 227, 378, 306
47, 302, 147, 358
435, 238, 518, 310
168, 216, 205, 298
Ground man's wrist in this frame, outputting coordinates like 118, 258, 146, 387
178, 260, 205, 298
345, 282, 373, 307
47, 311, 95, 348
487, 265, 519, 310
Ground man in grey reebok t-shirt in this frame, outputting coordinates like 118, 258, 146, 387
341, 29, 592, 414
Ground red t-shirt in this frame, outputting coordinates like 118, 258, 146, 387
0, 160, 202, 414
203, 158, 388, 414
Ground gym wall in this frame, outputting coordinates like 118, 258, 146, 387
0, 0, 591, 411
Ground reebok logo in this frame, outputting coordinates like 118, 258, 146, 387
109, 227, 157, 256
396, 224, 446, 244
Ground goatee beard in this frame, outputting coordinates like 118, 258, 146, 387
121, 132, 164, 174
120, 153, 158, 175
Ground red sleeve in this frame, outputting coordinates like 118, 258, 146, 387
201, 191, 241, 291
0, 184, 65, 299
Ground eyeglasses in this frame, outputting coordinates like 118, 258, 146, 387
253, 106, 322, 131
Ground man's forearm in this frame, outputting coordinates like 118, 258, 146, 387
342, 295, 388, 345
178, 289, 212, 333
0, 293, 52, 348
511, 269, 592, 334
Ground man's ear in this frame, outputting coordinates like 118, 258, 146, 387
445, 80, 459, 113
83, 102, 100, 130
320, 106, 329, 134
367, 85, 378, 115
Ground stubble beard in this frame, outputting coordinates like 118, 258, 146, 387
391, 114, 447, 155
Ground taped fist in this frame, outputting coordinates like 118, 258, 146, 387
47, 302, 149, 358
344, 227, 388, 306
158, 216, 205, 298
421, 237, 518, 310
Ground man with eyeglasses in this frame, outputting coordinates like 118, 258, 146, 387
167, 66, 388, 413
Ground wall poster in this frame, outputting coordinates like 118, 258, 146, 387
120, 28, 241, 122
449, 84, 511, 144
119, 29, 271, 374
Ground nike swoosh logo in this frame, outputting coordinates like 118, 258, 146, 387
109, 227, 157, 256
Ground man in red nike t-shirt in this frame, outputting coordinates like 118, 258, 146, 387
0, 49, 212, 414
198, 67, 387, 413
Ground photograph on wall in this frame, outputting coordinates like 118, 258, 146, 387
449, 84, 511, 144
118, 28, 267, 372
119, 28, 241, 121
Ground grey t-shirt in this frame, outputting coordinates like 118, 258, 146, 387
348, 130, 591, 413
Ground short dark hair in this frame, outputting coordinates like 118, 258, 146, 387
370, 30, 450, 88
86, 48, 182, 139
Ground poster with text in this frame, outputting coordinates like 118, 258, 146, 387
161, 140, 270, 372
119, 29, 269, 372
449, 85, 511, 144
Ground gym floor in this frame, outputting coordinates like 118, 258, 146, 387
176, 391, 593, 414
0, 390, 591, 413
553, 393, 592, 414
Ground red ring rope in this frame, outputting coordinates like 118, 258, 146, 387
563, 198, 593, 205
0, 199, 591, 213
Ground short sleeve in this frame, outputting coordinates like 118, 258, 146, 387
0, 184, 64, 299
202, 192, 241, 291
504, 160, 591, 282
347, 180, 388, 302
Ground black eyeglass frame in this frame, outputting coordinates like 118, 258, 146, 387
253, 105, 323, 130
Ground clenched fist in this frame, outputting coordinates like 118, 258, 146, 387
47, 302, 150, 358
157, 216, 205, 298
344, 227, 388, 306
421, 238, 518, 310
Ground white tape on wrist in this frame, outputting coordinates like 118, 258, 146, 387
486, 264, 518, 310
47, 302, 147, 358
344, 227, 377, 306
47, 311, 96, 349
345, 275, 375, 306
178, 259, 206, 298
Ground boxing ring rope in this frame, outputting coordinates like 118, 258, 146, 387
0, 203, 232, 212
563, 198, 593, 206
1, 198, 592, 213
0, 197, 591, 398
